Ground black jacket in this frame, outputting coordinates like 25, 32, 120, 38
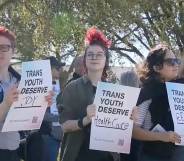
137, 78, 184, 158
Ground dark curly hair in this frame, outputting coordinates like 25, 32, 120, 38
138, 43, 173, 83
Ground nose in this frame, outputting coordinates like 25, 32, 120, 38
91, 54, 98, 60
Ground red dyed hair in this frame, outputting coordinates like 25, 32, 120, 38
85, 27, 111, 48
0, 26, 16, 48
84, 27, 111, 80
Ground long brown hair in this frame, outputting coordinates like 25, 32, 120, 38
83, 27, 111, 80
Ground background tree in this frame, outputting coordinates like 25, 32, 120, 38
60, 0, 184, 64
0, 0, 183, 85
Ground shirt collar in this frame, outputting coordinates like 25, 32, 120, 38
82, 75, 91, 84
82, 75, 107, 85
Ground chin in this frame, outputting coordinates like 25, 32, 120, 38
87, 65, 102, 71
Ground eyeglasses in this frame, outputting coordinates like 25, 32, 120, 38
163, 58, 181, 66
0, 44, 12, 52
86, 53, 105, 60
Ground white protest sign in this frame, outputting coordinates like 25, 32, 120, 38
90, 82, 140, 153
2, 60, 52, 132
166, 82, 184, 145
50, 80, 61, 126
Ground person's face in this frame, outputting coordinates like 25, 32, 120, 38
85, 45, 106, 73
51, 66, 61, 80
157, 50, 180, 81
0, 36, 13, 68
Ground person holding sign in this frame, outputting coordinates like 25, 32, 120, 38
59, 27, 114, 161
120, 70, 141, 161
66, 55, 86, 85
133, 43, 184, 161
0, 26, 52, 161
40, 56, 65, 161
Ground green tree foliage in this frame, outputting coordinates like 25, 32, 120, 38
61, 0, 184, 63
0, 0, 83, 61
0, 0, 183, 64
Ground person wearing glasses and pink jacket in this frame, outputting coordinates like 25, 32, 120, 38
0, 26, 52, 161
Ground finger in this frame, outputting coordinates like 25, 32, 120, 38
49, 90, 54, 97
46, 99, 52, 104
90, 114, 95, 119
45, 95, 52, 101
170, 135, 177, 143
10, 84, 18, 91
178, 138, 181, 143
175, 133, 181, 138
130, 114, 133, 120
12, 90, 19, 95
132, 106, 138, 111
13, 94, 19, 98
13, 97, 19, 102
175, 135, 181, 143
175, 138, 181, 143
10, 87, 18, 93
92, 111, 96, 115
91, 104, 96, 108
45, 96, 49, 100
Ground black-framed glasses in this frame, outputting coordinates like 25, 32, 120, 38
0, 44, 12, 52
86, 53, 105, 60
0, 86, 4, 103
163, 58, 181, 66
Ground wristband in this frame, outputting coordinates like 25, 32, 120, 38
78, 118, 84, 129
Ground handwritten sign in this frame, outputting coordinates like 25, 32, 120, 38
166, 82, 184, 145
90, 82, 140, 153
2, 60, 52, 132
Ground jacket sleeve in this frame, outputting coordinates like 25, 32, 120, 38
58, 82, 78, 123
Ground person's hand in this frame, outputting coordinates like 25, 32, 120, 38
45, 91, 54, 107
4, 85, 19, 107
130, 106, 139, 122
159, 131, 181, 143
86, 104, 96, 121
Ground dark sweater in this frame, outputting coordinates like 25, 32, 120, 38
137, 78, 184, 158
